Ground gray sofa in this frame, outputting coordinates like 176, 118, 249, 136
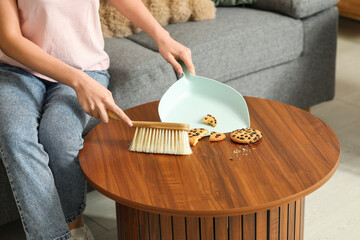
0, 0, 338, 226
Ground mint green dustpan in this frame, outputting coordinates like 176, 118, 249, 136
158, 61, 250, 134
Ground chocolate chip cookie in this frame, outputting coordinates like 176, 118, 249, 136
209, 131, 226, 142
230, 128, 262, 144
188, 128, 209, 146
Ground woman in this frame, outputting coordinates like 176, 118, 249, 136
0, 0, 195, 239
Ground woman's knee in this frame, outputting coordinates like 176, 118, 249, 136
39, 127, 84, 162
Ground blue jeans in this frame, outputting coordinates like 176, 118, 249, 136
0, 64, 110, 240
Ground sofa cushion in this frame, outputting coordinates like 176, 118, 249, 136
253, 0, 339, 19
127, 7, 303, 82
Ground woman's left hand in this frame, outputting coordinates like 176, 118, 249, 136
156, 32, 196, 75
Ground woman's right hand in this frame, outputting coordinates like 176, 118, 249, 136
74, 71, 133, 126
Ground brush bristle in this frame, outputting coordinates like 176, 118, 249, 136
129, 127, 192, 155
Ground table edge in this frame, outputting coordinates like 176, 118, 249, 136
82, 154, 339, 217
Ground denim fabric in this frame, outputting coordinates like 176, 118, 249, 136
0, 64, 110, 240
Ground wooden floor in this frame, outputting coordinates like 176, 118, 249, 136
0, 17, 359, 240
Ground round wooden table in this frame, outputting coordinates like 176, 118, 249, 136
79, 97, 340, 240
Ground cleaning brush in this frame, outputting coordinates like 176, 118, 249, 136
108, 112, 192, 155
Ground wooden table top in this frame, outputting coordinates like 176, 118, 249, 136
79, 97, 340, 217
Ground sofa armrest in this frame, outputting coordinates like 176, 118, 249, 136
252, 0, 339, 19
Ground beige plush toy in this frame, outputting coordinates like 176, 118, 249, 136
99, 0, 216, 38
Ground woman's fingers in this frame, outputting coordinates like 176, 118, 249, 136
98, 98, 132, 127
95, 102, 132, 127
166, 54, 183, 75
167, 53, 196, 76
98, 103, 109, 123
176, 47, 195, 75
108, 104, 133, 127
171, 48, 196, 75
74, 76, 132, 126
180, 52, 195, 75
158, 36, 196, 75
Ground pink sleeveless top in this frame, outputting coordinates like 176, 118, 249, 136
0, 0, 110, 82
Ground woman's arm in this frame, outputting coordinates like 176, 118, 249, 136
108, 0, 196, 75
0, 0, 132, 125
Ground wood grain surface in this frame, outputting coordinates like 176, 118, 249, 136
79, 97, 340, 217
338, 0, 360, 21
256, 210, 267, 239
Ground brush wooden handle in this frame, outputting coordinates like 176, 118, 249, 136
131, 121, 189, 131
108, 111, 189, 131
108, 111, 122, 121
